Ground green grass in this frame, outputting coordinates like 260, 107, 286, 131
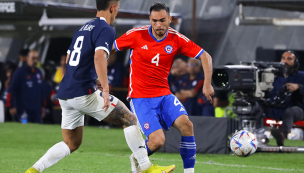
1, 123, 304, 173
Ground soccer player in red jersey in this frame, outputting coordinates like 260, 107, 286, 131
113, 2, 214, 173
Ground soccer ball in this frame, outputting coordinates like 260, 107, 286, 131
230, 130, 258, 157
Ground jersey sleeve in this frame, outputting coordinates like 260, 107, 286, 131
178, 38, 204, 59
67, 44, 72, 55
114, 31, 135, 51
67, 30, 78, 55
94, 26, 116, 56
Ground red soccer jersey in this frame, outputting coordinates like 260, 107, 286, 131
114, 25, 204, 99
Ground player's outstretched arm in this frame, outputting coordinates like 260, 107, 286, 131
199, 51, 214, 103
65, 54, 70, 64
94, 50, 110, 112
110, 44, 117, 56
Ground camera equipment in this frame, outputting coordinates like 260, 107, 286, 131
212, 61, 286, 147
212, 61, 285, 97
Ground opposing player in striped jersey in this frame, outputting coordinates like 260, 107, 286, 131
25, 1, 174, 173
113, 2, 214, 173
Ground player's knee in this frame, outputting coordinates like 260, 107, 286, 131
149, 134, 165, 151
156, 138, 165, 149
151, 138, 165, 151
180, 120, 194, 136
187, 120, 194, 130
283, 107, 295, 119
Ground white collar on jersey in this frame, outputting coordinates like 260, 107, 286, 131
100, 17, 107, 22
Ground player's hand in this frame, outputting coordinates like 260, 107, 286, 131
102, 91, 110, 112
285, 83, 299, 92
203, 84, 214, 104
9, 108, 17, 116
96, 79, 103, 91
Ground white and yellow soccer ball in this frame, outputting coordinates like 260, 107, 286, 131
230, 130, 258, 157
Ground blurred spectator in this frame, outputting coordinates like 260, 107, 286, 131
18, 49, 29, 67
0, 62, 5, 122
168, 58, 188, 94
53, 54, 67, 84
175, 58, 204, 115
1, 62, 17, 121
0, 62, 5, 96
44, 61, 57, 83
213, 90, 235, 118
107, 54, 124, 88
43, 61, 59, 106
41, 67, 56, 124
7, 50, 45, 123
197, 91, 215, 116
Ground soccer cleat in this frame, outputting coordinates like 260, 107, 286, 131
142, 164, 176, 173
25, 167, 39, 173
154, 165, 176, 173
130, 153, 142, 173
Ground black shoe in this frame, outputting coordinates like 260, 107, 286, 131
271, 129, 285, 146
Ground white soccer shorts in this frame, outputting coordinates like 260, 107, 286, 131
59, 90, 119, 130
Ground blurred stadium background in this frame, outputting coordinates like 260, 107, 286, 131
1, 0, 304, 172
1, 0, 304, 65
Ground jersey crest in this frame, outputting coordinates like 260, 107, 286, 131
165, 45, 173, 54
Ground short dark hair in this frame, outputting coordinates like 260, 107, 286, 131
18, 48, 29, 56
150, 2, 170, 15
96, 0, 119, 11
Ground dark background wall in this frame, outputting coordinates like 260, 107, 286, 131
1, 0, 304, 67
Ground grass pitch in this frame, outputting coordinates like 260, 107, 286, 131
1, 123, 304, 173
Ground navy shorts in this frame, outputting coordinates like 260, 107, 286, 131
130, 94, 188, 138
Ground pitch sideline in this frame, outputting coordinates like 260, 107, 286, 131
105, 153, 304, 172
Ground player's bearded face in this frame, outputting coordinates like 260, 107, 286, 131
150, 10, 172, 38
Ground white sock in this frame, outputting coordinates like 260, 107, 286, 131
185, 168, 194, 173
33, 141, 70, 172
124, 125, 152, 170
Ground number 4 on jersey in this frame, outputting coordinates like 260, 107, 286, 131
174, 97, 186, 112
174, 97, 181, 106
151, 53, 160, 66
